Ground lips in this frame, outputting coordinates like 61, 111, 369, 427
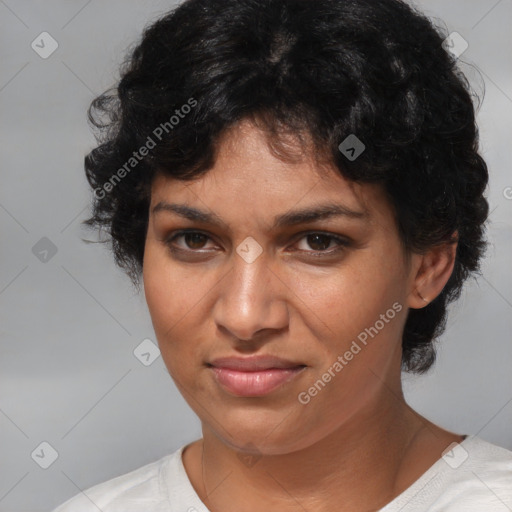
208, 356, 306, 397
209, 355, 304, 371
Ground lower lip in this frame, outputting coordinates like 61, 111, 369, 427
210, 366, 306, 397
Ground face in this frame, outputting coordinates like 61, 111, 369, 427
143, 120, 417, 455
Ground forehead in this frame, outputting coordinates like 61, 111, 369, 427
149, 120, 392, 229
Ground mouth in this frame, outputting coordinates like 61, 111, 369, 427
207, 356, 307, 397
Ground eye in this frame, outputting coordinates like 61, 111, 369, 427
164, 229, 350, 257
292, 232, 350, 256
165, 230, 216, 251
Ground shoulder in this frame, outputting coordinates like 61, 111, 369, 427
51, 447, 183, 512
382, 436, 512, 512
428, 436, 512, 510
452, 435, 512, 480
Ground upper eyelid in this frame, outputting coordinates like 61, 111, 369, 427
166, 229, 350, 250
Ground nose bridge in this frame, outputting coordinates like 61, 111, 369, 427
226, 248, 271, 316
227, 235, 272, 305
213, 244, 288, 340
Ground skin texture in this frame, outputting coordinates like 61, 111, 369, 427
143, 119, 463, 511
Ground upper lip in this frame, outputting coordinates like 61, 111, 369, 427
208, 355, 306, 371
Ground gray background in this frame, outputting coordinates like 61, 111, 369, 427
0, 1, 511, 511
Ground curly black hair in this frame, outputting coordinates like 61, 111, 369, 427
83, 0, 489, 374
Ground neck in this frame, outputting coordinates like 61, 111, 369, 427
196, 388, 428, 512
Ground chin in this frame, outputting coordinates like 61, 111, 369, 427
205, 410, 315, 456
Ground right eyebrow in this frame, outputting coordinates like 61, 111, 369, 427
151, 202, 230, 229
151, 201, 369, 230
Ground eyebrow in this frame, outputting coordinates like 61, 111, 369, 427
151, 201, 368, 230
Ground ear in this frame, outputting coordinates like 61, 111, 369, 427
407, 234, 458, 309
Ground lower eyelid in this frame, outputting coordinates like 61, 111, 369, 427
166, 232, 216, 250
165, 231, 350, 254
294, 235, 348, 252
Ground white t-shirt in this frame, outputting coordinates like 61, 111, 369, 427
52, 435, 512, 511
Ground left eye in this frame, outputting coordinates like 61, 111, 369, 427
165, 230, 349, 255
295, 233, 347, 252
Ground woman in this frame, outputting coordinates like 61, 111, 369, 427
53, 0, 512, 510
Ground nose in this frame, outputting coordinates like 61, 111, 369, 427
212, 251, 289, 342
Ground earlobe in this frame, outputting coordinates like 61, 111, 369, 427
417, 290, 429, 304
408, 235, 457, 309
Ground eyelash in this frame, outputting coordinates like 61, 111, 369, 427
163, 229, 351, 258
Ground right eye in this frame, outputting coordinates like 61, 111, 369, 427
164, 230, 217, 252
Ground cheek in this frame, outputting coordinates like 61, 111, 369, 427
143, 245, 197, 342
142, 244, 220, 378
289, 254, 406, 343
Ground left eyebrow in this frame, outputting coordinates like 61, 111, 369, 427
273, 203, 368, 228
151, 201, 368, 229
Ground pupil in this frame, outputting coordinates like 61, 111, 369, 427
307, 234, 330, 251
185, 233, 207, 249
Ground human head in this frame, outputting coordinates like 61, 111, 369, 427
83, 0, 488, 374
